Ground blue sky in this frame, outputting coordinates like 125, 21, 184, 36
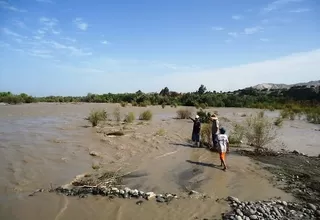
0, 0, 319, 96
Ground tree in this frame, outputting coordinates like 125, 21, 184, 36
197, 84, 207, 95
159, 87, 170, 96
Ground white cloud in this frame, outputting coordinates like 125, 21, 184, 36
73, 18, 88, 31
212, 26, 224, 31
260, 38, 270, 42
244, 26, 263, 35
2, 28, 26, 38
101, 40, 110, 45
0, 1, 27, 12
149, 49, 320, 92
262, 0, 303, 13
228, 32, 238, 37
44, 40, 92, 56
28, 49, 53, 58
232, 15, 242, 20
36, 0, 53, 3
38, 17, 60, 35
289, 8, 310, 13
39, 17, 58, 27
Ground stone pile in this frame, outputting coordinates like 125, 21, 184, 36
223, 196, 320, 220
53, 185, 178, 203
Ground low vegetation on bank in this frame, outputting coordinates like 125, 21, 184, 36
1, 84, 319, 123
86, 109, 108, 127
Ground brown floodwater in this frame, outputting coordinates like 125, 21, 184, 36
0, 103, 319, 220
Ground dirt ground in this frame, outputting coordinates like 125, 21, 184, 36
239, 150, 320, 205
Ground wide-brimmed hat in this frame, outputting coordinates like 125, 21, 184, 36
211, 114, 218, 120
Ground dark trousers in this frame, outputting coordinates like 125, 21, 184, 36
212, 133, 218, 147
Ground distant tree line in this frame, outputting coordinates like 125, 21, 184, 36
1, 84, 319, 110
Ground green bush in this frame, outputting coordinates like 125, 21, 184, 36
229, 123, 245, 147
305, 108, 320, 124
196, 109, 211, 123
139, 110, 153, 120
176, 108, 192, 119
200, 123, 212, 147
274, 117, 284, 127
199, 103, 207, 109
120, 101, 127, 107
124, 112, 135, 123
87, 109, 108, 127
161, 103, 166, 109
131, 101, 138, 106
244, 111, 278, 149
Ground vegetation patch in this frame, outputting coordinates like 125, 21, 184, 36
176, 108, 192, 119
124, 112, 135, 123
86, 109, 108, 127
139, 110, 153, 121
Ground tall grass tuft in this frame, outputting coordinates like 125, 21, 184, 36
176, 108, 192, 119
139, 110, 153, 121
87, 109, 108, 127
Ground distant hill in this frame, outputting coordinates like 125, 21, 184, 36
251, 80, 320, 90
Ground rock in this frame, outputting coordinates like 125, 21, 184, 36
119, 190, 125, 195
156, 196, 165, 203
235, 215, 243, 220
228, 196, 241, 204
307, 203, 317, 211
136, 200, 143, 205
282, 201, 288, 206
111, 187, 119, 193
145, 192, 156, 200
236, 209, 244, 216
89, 151, 99, 156
130, 189, 139, 197
249, 215, 258, 220
315, 210, 320, 216
124, 187, 131, 193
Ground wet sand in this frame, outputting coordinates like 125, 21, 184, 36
0, 103, 319, 220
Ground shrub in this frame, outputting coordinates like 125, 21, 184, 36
139, 110, 153, 120
197, 109, 211, 123
305, 108, 320, 124
199, 103, 207, 109
139, 101, 151, 107
131, 101, 138, 106
176, 108, 192, 119
120, 101, 127, 107
113, 106, 121, 122
124, 112, 135, 123
244, 111, 278, 149
87, 109, 107, 127
274, 117, 284, 127
229, 123, 245, 147
155, 128, 166, 136
200, 123, 212, 147
161, 103, 166, 109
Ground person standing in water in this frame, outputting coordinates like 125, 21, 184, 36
216, 127, 229, 171
189, 115, 201, 147
209, 114, 219, 148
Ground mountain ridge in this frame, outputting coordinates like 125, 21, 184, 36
250, 80, 320, 90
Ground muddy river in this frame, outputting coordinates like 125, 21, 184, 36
0, 103, 319, 220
